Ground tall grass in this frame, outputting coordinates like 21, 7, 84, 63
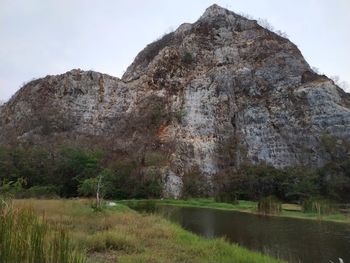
0, 199, 86, 263
257, 196, 282, 215
302, 197, 336, 215
11, 199, 282, 263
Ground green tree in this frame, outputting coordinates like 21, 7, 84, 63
182, 166, 209, 199
55, 148, 102, 197
281, 166, 320, 202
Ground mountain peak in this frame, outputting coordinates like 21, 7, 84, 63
202, 4, 230, 16
200, 4, 238, 20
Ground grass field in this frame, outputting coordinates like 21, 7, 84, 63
120, 198, 350, 224
8, 199, 283, 263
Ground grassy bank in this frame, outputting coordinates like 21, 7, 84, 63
11, 199, 282, 263
121, 198, 350, 224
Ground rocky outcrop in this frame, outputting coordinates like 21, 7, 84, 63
1, 4, 350, 197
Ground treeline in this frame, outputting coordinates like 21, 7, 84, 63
0, 146, 163, 199
181, 161, 350, 203
1, 144, 349, 204
182, 134, 350, 204
208, 161, 350, 203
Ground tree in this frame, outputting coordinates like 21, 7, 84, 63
339, 81, 350, 92
257, 18, 274, 31
311, 66, 320, 74
78, 177, 98, 197
330, 75, 350, 92
181, 166, 209, 199
55, 148, 102, 197
78, 169, 111, 209
132, 168, 163, 199
282, 166, 320, 202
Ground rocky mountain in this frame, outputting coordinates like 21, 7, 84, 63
1, 4, 350, 196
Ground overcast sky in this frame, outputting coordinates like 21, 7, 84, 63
1, 0, 349, 101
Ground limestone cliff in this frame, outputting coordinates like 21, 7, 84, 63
1, 4, 350, 197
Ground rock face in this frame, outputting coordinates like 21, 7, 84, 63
1, 4, 350, 197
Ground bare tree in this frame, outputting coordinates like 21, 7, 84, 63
311, 66, 321, 74
238, 13, 288, 38
330, 75, 340, 84
330, 75, 350, 92
96, 174, 103, 209
257, 18, 275, 32
340, 81, 350, 92
237, 12, 254, 20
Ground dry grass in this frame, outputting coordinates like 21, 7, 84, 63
281, 203, 302, 211
13, 199, 282, 263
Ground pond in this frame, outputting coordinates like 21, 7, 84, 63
131, 203, 350, 263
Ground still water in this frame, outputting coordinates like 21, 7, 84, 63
133, 204, 350, 263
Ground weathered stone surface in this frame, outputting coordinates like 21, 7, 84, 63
1, 4, 349, 197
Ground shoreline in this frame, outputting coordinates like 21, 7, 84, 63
120, 198, 350, 224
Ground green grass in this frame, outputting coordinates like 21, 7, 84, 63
0, 199, 86, 263
11, 199, 282, 263
120, 198, 350, 224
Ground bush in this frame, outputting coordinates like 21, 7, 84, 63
0, 178, 27, 198
257, 196, 282, 215
182, 52, 193, 64
174, 110, 186, 122
22, 185, 58, 198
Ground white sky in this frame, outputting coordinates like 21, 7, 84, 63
0, 0, 349, 101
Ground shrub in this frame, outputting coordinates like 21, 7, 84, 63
22, 185, 58, 199
257, 196, 282, 215
144, 151, 167, 166
173, 110, 187, 123
0, 178, 27, 198
182, 52, 193, 64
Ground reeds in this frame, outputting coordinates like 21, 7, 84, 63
258, 196, 282, 215
302, 197, 336, 215
0, 199, 86, 263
